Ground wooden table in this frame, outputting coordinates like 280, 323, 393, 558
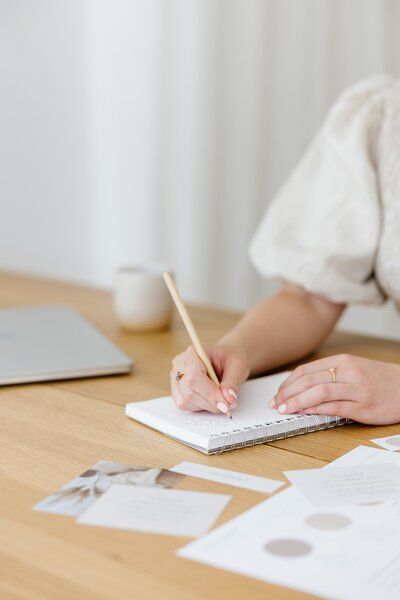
1, 271, 399, 600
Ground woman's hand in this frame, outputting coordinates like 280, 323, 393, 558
271, 354, 400, 425
170, 344, 250, 414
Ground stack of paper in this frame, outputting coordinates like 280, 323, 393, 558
34, 460, 231, 537
34, 447, 400, 598
178, 446, 400, 600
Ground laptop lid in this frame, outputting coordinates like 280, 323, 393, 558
0, 305, 132, 385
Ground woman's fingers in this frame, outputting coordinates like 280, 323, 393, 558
278, 354, 349, 391
171, 377, 217, 412
176, 345, 207, 376
170, 368, 222, 413
180, 373, 225, 414
300, 400, 357, 419
171, 379, 202, 412
170, 344, 251, 415
271, 353, 366, 417
219, 354, 249, 408
276, 382, 357, 414
171, 346, 229, 414
273, 369, 349, 409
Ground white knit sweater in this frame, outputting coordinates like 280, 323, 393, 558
249, 76, 400, 308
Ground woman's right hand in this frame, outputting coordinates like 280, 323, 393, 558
170, 344, 250, 414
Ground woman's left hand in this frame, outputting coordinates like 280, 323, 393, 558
271, 354, 400, 425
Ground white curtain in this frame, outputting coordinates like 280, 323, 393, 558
1, 0, 400, 333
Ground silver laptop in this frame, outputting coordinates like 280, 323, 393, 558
0, 305, 132, 385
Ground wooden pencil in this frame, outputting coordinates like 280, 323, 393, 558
163, 272, 232, 418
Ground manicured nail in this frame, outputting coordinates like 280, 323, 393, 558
278, 403, 286, 414
228, 388, 237, 402
268, 397, 276, 408
217, 402, 229, 414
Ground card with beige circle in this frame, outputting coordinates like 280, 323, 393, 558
265, 538, 313, 557
179, 482, 400, 600
371, 434, 400, 452
305, 512, 351, 530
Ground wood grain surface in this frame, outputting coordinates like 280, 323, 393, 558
1, 271, 399, 599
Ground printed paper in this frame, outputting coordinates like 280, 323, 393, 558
170, 461, 284, 494
178, 446, 400, 600
78, 484, 231, 537
34, 460, 183, 516
284, 463, 400, 506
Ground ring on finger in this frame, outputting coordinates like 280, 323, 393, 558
175, 371, 184, 381
328, 367, 337, 383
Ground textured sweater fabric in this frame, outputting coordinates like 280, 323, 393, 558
250, 76, 400, 308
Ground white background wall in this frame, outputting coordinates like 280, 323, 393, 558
0, 1, 92, 279
0, 0, 399, 339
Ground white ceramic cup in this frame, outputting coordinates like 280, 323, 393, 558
113, 266, 173, 332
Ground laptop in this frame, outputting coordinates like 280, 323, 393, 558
0, 305, 132, 385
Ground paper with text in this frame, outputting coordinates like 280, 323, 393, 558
284, 463, 400, 506
33, 460, 183, 516
178, 445, 400, 600
78, 484, 231, 537
170, 462, 284, 494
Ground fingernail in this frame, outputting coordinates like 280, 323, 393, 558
278, 403, 286, 414
268, 397, 276, 408
228, 388, 237, 401
217, 402, 229, 414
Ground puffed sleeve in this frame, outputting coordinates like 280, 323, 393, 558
249, 77, 391, 305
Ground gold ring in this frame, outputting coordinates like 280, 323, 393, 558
175, 371, 184, 381
328, 367, 337, 383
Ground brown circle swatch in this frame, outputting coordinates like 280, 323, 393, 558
265, 538, 312, 557
385, 436, 400, 448
305, 513, 351, 530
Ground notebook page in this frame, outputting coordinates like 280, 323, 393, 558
126, 371, 293, 450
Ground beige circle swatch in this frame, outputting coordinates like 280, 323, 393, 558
305, 513, 351, 530
265, 538, 312, 557
385, 435, 400, 448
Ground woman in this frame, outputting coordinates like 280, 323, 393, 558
170, 76, 400, 425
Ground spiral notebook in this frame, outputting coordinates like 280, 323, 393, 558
125, 372, 349, 455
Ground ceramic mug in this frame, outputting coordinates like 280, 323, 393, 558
113, 266, 173, 332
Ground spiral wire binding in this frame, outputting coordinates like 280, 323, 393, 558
210, 414, 350, 454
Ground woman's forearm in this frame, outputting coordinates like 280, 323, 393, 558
218, 284, 345, 376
